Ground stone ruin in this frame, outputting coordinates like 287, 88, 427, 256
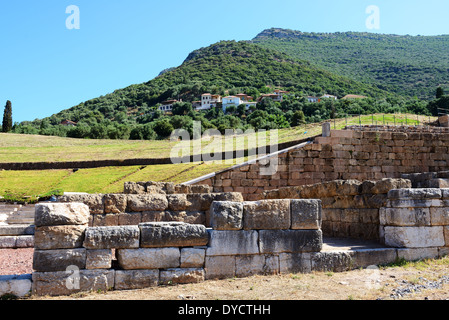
2, 125, 449, 297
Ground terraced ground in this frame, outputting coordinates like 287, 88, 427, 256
0, 114, 437, 200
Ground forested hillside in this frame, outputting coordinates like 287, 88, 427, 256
252, 28, 449, 100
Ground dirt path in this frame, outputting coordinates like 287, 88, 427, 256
26, 256, 449, 301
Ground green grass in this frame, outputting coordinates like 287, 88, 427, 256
0, 113, 437, 200
0, 114, 436, 164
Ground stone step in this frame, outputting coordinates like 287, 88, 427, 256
0, 235, 34, 248
0, 274, 32, 298
0, 224, 35, 236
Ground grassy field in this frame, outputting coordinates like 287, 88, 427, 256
0, 114, 436, 164
0, 114, 437, 199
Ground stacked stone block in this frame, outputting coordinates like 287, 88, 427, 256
193, 128, 449, 201
58, 192, 244, 227
261, 178, 411, 240
380, 188, 449, 260
31, 198, 325, 296
206, 199, 323, 279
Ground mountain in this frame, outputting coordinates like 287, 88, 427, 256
252, 28, 449, 100
29, 40, 392, 125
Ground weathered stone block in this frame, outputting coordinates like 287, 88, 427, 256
57, 194, 104, 214
164, 211, 206, 225
397, 248, 439, 261
204, 255, 236, 280
235, 254, 279, 277
352, 249, 397, 268
259, 230, 322, 254
181, 248, 205, 268
34, 225, 87, 250
379, 207, 431, 227
384, 226, 445, 248
167, 194, 192, 211
33, 249, 86, 272
118, 212, 142, 225
116, 248, 180, 270
243, 200, 291, 230
32, 269, 115, 296
114, 270, 159, 290
210, 201, 243, 230
279, 253, 311, 274
291, 199, 321, 230
103, 194, 127, 214
139, 222, 209, 248
370, 178, 412, 194
83, 226, 140, 249
206, 230, 259, 256
0, 224, 34, 236
0, 274, 32, 298
35, 203, 90, 227
310, 251, 355, 272
430, 207, 449, 226
127, 194, 168, 212
388, 188, 442, 200
86, 249, 112, 269
160, 268, 205, 285
387, 199, 442, 208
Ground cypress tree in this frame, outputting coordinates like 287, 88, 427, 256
2, 100, 12, 133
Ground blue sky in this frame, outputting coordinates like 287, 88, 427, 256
1, 0, 449, 123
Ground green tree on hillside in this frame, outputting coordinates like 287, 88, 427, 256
436, 87, 445, 99
2, 100, 12, 133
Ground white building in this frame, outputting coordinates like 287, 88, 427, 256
198, 93, 221, 110
158, 99, 179, 113
222, 96, 242, 112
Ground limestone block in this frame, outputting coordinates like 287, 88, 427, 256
181, 248, 205, 268
167, 194, 192, 211
35, 203, 90, 227
259, 230, 322, 254
91, 213, 119, 227
430, 207, 449, 226
164, 211, 206, 225
397, 248, 439, 261
387, 199, 442, 208
57, 194, 104, 214
34, 225, 87, 250
291, 199, 322, 230
83, 226, 140, 249
86, 249, 112, 269
444, 226, 449, 246
33, 249, 86, 272
32, 269, 115, 296
124, 182, 146, 194
116, 248, 180, 270
114, 270, 159, 290
384, 226, 445, 248
139, 222, 209, 248
210, 201, 243, 230
204, 255, 236, 280
352, 249, 397, 268
243, 200, 291, 230
379, 207, 431, 227
118, 212, 142, 226
310, 251, 355, 272
160, 268, 205, 285
206, 230, 259, 256
235, 254, 279, 277
126, 194, 168, 212
388, 188, 442, 200
0, 236, 17, 249
279, 253, 311, 274
0, 224, 34, 236
15, 235, 34, 248
103, 194, 127, 214
369, 178, 412, 195
0, 274, 32, 298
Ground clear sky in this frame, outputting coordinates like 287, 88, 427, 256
1, 0, 449, 123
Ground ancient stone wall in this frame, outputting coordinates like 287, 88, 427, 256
57, 191, 243, 228
261, 178, 411, 241
31, 199, 324, 296
193, 128, 449, 201
380, 188, 449, 260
